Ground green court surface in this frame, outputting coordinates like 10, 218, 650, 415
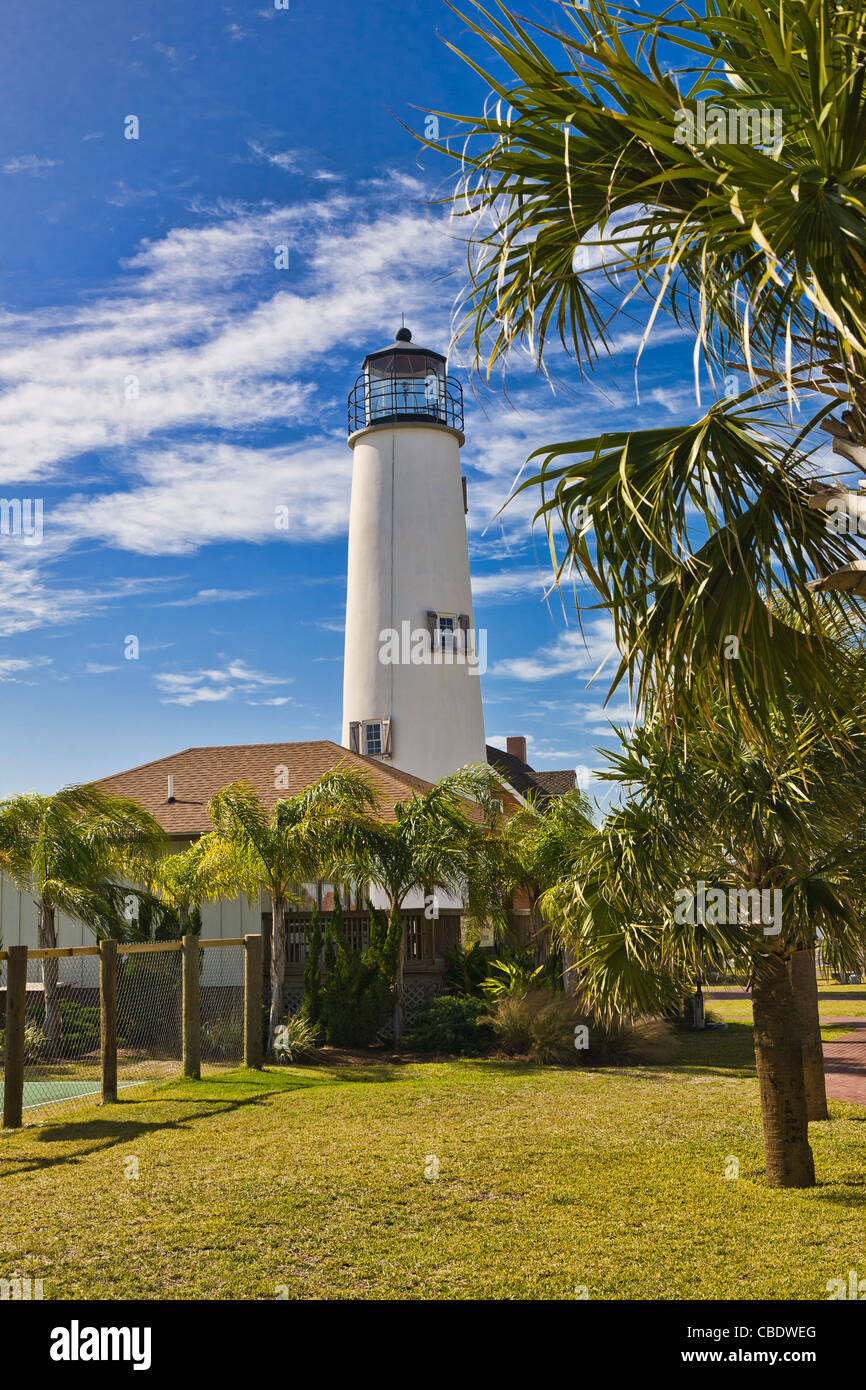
1, 1078, 147, 1113
22, 1079, 101, 1110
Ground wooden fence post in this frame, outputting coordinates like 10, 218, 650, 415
99, 938, 118, 1104
244, 934, 263, 1070
3, 945, 27, 1129
182, 933, 200, 1080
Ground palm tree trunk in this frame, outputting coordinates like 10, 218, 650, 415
751, 954, 815, 1188
529, 894, 548, 965
562, 944, 578, 996
392, 907, 406, 1049
787, 948, 829, 1121
38, 902, 62, 1058
268, 891, 286, 1050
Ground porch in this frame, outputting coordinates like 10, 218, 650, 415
263, 908, 466, 1017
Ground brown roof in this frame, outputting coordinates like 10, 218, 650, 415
486, 744, 575, 801
94, 740, 493, 836
532, 769, 578, 797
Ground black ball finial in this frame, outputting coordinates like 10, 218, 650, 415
395, 326, 412, 342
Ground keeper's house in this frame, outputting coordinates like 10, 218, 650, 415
0, 736, 571, 1008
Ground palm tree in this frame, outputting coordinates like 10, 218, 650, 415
326, 766, 503, 1045
491, 787, 595, 972
199, 770, 378, 1048
545, 700, 866, 1187
435, 0, 866, 735
0, 785, 166, 1055
145, 841, 212, 932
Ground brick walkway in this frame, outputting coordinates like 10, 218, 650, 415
704, 990, 866, 1106
820, 1019, 866, 1106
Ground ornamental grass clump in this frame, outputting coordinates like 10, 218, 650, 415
484, 989, 676, 1067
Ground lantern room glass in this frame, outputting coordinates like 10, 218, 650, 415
365, 350, 446, 423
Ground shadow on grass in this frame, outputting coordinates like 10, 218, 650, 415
454, 1059, 557, 1077
671, 1024, 757, 1078
0, 1069, 326, 1176
446, 1028, 759, 1082
321, 1067, 410, 1084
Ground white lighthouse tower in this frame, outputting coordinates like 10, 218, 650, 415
341, 326, 486, 784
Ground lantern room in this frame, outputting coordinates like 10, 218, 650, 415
347, 326, 464, 435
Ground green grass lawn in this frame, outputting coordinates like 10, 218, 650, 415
708, 982, 866, 1040
1, 1024, 865, 1301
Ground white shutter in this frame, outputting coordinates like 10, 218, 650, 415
381, 717, 392, 757
349, 721, 361, 753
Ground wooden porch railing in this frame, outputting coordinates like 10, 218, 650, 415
263, 909, 464, 976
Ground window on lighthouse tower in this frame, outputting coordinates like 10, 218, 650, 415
356, 717, 391, 758
436, 614, 457, 653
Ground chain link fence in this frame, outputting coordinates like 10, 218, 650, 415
1, 935, 261, 1126
116, 945, 183, 1095
200, 941, 245, 1071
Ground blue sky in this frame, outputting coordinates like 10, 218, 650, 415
0, 0, 726, 803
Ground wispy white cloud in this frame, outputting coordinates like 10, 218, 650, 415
158, 587, 259, 607
247, 140, 300, 172
0, 554, 171, 637
489, 618, 619, 684
0, 188, 448, 490
57, 440, 352, 555
0, 655, 51, 680
154, 658, 290, 706
3, 155, 59, 175
472, 566, 564, 603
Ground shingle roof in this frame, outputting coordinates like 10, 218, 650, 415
485, 744, 575, 802
94, 740, 469, 837
532, 769, 579, 797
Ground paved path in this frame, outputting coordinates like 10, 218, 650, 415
705, 990, 866, 1107
820, 1018, 866, 1106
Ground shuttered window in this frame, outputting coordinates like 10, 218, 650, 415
363, 721, 382, 756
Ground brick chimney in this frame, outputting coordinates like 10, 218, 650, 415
506, 736, 527, 764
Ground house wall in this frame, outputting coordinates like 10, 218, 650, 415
0, 872, 265, 988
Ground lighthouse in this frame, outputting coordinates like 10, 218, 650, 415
341, 326, 487, 784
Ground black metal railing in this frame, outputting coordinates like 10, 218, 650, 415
348, 372, 464, 434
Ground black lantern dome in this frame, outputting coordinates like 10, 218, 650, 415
348, 326, 464, 435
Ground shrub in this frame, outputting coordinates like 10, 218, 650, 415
443, 942, 491, 997
273, 1012, 320, 1062
480, 957, 547, 1000
320, 947, 394, 1047
300, 906, 324, 1034
201, 1016, 243, 1061
527, 995, 583, 1065
318, 900, 401, 1048
486, 993, 536, 1054
402, 995, 492, 1054
479, 948, 565, 1000
58, 1001, 101, 1057
483, 990, 675, 1067
585, 1017, 677, 1066
0, 1022, 46, 1061
484, 990, 581, 1062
